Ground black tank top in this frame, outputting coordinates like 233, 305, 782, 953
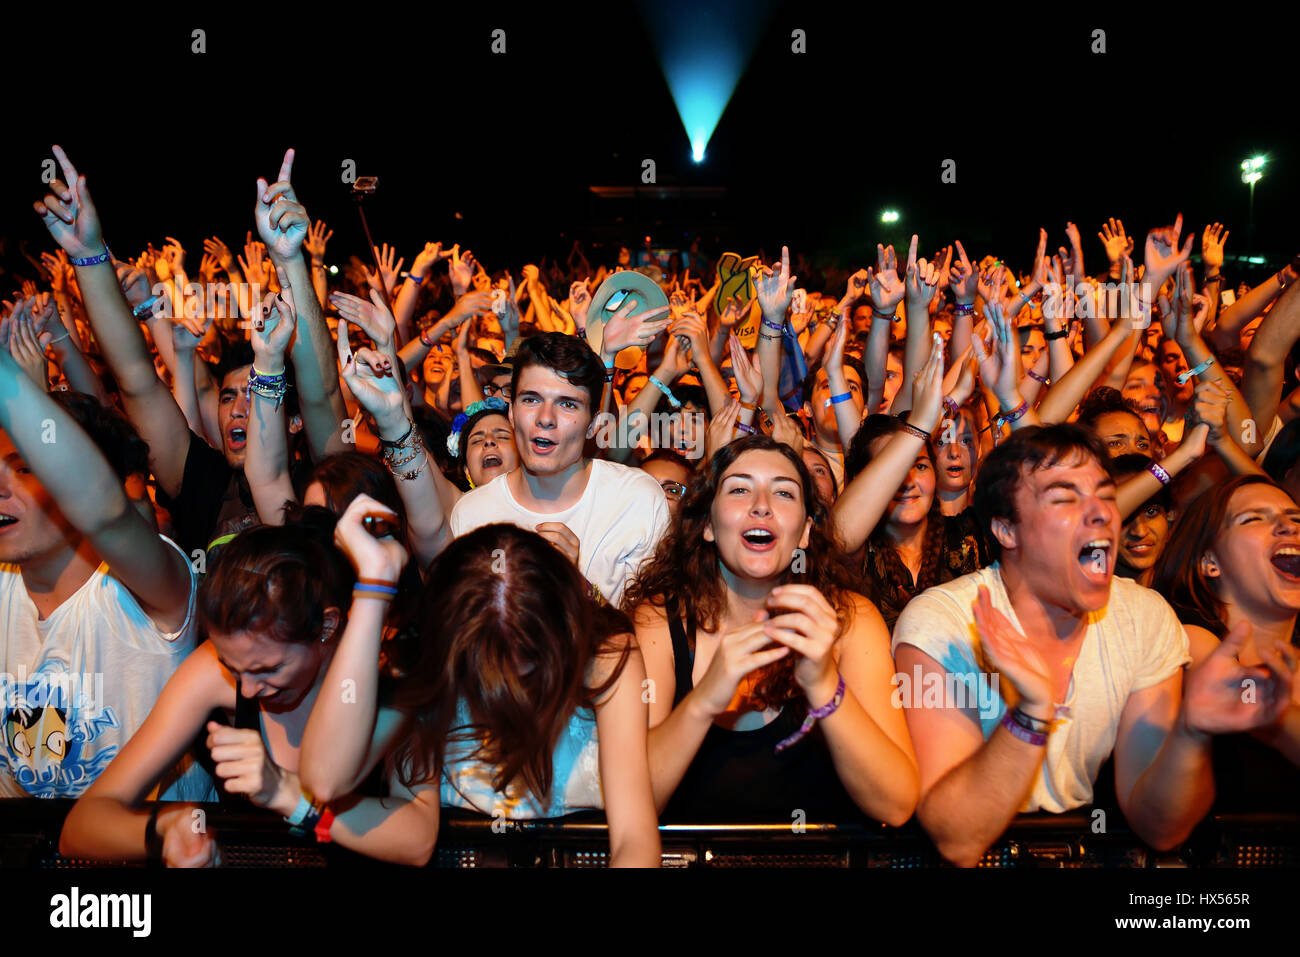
660, 596, 864, 823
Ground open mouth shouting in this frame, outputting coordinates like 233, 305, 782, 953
740, 526, 778, 551
1270, 544, 1300, 582
0, 513, 18, 535
227, 426, 247, 451
481, 452, 503, 470
1078, 538, 1113, 583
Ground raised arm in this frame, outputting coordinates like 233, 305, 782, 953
1241, 270, 1300, 431
244, 290, 299, 525
753, 246, 796, 420
831, 335, 944, 552
254, 149, 349, 461
34, 145, 194, 497
891, 236, 944, 415
0, 346, 192, 631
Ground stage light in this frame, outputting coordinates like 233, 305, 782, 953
881, 210, 900, 224
644, 0, 774, 170
1240, 156, 1265, 185
328, 265, 339, 275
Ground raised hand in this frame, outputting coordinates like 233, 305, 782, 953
727, 332, 764, 404
372, 243, 404, 297
909, 332, 946, 434
239, 234, 272, 288
410, 240, 448, 278
1201, 222, 1228, 271
1187, 379, 1229, 442
339, 335, 406, 432
447, 245, 475, 297
203, 236, 236, 273
329, 289, 398, 356
1098, 217, 1133, 263
305, 220, 333, 262
161, 236, 186, 276
33, 145, 105, 260
253, 149, 309, 261
569, 279, 592, 328
845, 268, 871, 302
971, 586, 1055, 717
868, 243, 905, 314
904, 235, 943, 309
1143, 213, 1195, 293
718, 297, 743, 329
949, 240, 977, 304
250, 289, 297, 372
41, 250, 73, 294
769, 409, 805, 455
597, 298, 671, 358
198, 252, 221, 284
333, 492, 409, 583
754, 245, 797, 320
5, 304, 50, 388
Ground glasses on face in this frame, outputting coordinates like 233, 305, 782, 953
483, 382, 513, 400
660, 480, 687, 501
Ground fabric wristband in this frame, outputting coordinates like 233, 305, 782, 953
734, 422, 757, 435
1001, 709, 1047, 746
774, 674, 845, 754
1148, 461, 1172, 486
1026, 369, 1050, 385
71, 249, 111, 266
1177, 356, 1214, 385
285, 792, 315, 827
314, 807, 335, 843
1044, 328, 1069, 340
649, 374, 682, 409
954, 302, 975, 316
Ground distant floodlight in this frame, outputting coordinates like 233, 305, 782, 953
692, 138, 705, 163
881, 210, 900, 224
1241, 155, 1265, 185
328, 265, 339, 275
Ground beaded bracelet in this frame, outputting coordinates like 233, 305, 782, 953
649, 374, 682, 409
1148, 461, 1172, 486
774, 674, 845, 754
900, 422, 931, 442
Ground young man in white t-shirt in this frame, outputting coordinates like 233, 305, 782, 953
0, 346, 202, 800
450, 332, 670, 607
892, 424, 1295, 867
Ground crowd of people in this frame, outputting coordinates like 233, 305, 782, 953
2, 145, 1298, 868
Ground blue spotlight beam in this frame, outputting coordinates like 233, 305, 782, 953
642, 0, 774, 163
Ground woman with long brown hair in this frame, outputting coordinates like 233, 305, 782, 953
300, 521, 660, 866
1150, 475, 1300, 811
623, 434, 918, 824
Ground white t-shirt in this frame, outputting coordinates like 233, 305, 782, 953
891, 564, 1190, 813
0, 537, 212, 800
450, 460, 670, 608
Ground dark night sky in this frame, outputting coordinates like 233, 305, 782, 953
3, 4, 1294, 287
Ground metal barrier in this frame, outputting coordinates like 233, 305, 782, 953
3, 801, 1297, 868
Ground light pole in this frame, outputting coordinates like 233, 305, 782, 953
1241, 156, 1265, 254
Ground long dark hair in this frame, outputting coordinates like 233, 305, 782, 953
1150, 475, 1287, 634
622, 435, 860, 711
846, 415, 948, 609
387, 524, 632, 799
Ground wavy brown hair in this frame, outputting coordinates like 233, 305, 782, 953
388, 524, 632, 800
622, 434, 861, 711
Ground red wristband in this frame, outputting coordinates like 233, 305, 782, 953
314, 806, 334, 843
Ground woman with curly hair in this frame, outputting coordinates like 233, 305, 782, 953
623, 434, 918, 824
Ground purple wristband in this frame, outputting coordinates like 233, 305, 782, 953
1000, 709, 1047, 747
774, 674, 845, 754
942, 396, 960, 419
1148, 461, 1172, 486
